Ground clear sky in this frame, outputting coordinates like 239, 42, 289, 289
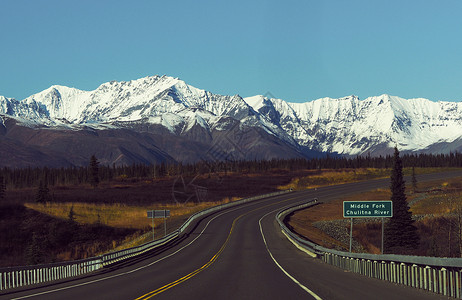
1, 0, 461, 103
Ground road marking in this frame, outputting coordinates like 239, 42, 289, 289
259, 209, 323, 300
11, 194, 304, 300
11, 206, 246, 300
135, 214, 240, 299
135, 197, 303, 299
281, 230, 317, 258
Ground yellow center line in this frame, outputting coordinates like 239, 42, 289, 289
134, 195, 302, 300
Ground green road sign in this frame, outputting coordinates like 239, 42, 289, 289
343, 201, 392, 218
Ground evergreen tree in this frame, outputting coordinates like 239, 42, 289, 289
411, 167, 418, 193
35, 180, 49, 204
68, 205, 76, 222
384, 147, 420, 253
26, 233, 45, 265
0, 175, 5, 201
89, 155, 100, 188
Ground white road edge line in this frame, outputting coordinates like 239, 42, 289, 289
259, 209, 323, 300
12, 205, 246, 300
281, 230, 317, 258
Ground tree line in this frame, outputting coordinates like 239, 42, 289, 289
0, 152, 461, 190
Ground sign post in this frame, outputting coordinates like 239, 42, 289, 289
343, 201, 392, 254
147, 210, 171, 241
349, 218, 353, 252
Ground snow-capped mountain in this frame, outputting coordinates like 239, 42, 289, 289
247, 94, 462, 155
0, 75, 288, 139
1, 75, 461, 167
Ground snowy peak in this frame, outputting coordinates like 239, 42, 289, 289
247, 93, 462, 155
23, 85, 88, 122
1, 76, 462, 157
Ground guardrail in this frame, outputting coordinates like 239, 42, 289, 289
0, 190, 291, 292
277, 200, 462, 299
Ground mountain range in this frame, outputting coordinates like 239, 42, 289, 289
1, 75, 461, 167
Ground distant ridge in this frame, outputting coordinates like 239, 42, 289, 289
1, 75, 462, 167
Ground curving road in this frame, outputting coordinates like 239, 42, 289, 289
3, 171, 461, 300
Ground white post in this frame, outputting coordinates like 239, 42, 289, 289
455, 270, 460, 299
381, 218, 384, 254
349, 218, 353, 252
164, 209, 167, 237
442, 268, 447, 295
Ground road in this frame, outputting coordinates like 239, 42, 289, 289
3, 171, 461, 300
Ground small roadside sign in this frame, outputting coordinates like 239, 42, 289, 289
147, 210, 171, 218
147, 210, 171, 240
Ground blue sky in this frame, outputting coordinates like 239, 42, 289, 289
1, 0, 461, 102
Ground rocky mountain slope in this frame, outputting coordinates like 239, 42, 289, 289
1, 75, 461, 167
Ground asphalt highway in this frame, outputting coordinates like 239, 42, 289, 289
3, 171, 461, 300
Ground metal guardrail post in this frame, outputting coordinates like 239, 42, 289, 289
381, 261, 385, 280
374, 260, 378, 278
454, 270, 460, 299
361, 259, 365, 275
364, 259, 368, 276
366, 260, 371, 277
418, 265, 423, 289
425, 266, 432, 291
439, 268, 443, 294
391, 262, 395, 283
398, 263, 402, 284
410, 264, 414, 287
402, 263, 407, 285
423, 266, 428, 290
442, 268, 447, 296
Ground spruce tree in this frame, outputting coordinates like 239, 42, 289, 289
89, 155, 100, 188
26, 233, 45, 265
411, 167, 418, 193
0, 175, 5, 201
68, 205, 76, 222
35, 180, 49, 204
384, 147, 420, 253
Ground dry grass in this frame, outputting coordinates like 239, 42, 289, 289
288, 175, 462, 256
288, 201, 347, 249
24, 197, 242, 230
279, 168, 460, 191
288, 189, 391, 250
411, 192, 462, 215
23, 196, 243, 255
279, 168, 391, 190
342, 188, 391, 202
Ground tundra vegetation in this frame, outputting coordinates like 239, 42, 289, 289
288, 175, 462, 257
1, 153, 462, 267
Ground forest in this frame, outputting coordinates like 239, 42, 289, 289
1, 152, 462, 190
